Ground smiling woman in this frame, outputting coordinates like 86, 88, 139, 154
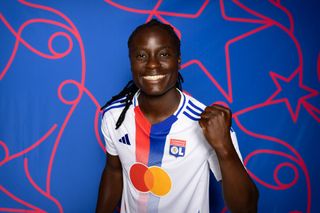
129, 25, 180, 98
100, 19, 184, 129
96, 19, 258, 213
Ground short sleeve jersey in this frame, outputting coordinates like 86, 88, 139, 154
101, 90, 243, 213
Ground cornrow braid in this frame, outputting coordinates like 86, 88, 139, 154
177, 72, 184, 90
100, 80, 138, 129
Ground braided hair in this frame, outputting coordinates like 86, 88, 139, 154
101, 19, 183, 129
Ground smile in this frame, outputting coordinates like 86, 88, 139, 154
142, 75, 166, 81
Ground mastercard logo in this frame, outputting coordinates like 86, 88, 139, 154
129, 163, 171, 197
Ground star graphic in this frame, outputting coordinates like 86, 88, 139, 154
174, 0, 268, 104
104, 0, 268, 104
267, 70, 319, 122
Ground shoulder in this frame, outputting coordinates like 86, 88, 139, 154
101, 97, 128, 120
180, 92, 206, 121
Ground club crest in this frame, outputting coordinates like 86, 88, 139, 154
169, 139, 186, 157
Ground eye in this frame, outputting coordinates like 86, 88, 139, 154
159, 51, 170, 58
135, 53, 147, 61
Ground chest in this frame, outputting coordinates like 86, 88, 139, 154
112, 115, 212, 171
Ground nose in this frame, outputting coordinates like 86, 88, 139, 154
146, 55, 160, 70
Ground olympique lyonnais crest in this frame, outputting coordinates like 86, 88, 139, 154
169, 139, 186, 157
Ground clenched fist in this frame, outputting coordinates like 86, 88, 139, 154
199, 105, 232, 152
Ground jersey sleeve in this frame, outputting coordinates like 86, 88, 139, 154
101, 113, 118, 156
207, 130, 243, 181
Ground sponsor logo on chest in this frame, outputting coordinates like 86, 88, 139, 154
169, 139, 186, 157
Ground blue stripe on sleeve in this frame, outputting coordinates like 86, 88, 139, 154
183, 111, 200, 121
188, 100, 204, 113
186, 105, 201, 116
102, 103, 126, 117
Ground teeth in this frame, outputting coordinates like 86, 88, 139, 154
143, 75, 166, 81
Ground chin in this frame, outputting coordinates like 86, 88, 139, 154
141, 88, 165, 97
141, 85, 176, 97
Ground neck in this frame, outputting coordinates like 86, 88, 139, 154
138, 88, 181, 124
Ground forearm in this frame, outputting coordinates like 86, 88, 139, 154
216, 143, 259, 213
96, 166, 123, 213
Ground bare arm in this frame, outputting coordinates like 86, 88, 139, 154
199, 105, 259, 213
216, 137, 259, 213
96, 153, 123, 213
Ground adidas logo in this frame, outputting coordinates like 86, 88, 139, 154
118, 134, 131, 145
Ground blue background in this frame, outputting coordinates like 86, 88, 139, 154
0, 0, 319, 212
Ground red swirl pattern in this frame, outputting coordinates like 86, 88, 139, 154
0, 0, 319, 212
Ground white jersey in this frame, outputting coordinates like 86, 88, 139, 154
101, 90, 243, 213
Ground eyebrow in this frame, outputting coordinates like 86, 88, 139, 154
130, 46, 175, 53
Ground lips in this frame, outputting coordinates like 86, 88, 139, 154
142, 74, 166, 81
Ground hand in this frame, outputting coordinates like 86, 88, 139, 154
199, 105, 232, 151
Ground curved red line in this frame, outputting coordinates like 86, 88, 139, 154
77, 35, 86, 86
302, 102, 320, 123
266, 71, 283, 102
0, 140, 10, 161
245, 150, 300, 189
274, 162, 299, 188
234, 116, 312, 212
0, 208, 38, 212
57, 79, 105, 152
245, 149, 299, 166
303, 101, 320, 114
0, 125, 57, 167
266, 70, 319, 122
0, 14, 75, 80
269, 98, 297, 122
3, 1, 314, 211
95, 109, 105, 152
16, 1, 88, 195
58, 79, 99, 107
235, 114, 306, 162
18, 0, 87, 85
220, 1, 316, 124
245, 152, 299, 190
0, 186, 44, 212
46, 104, 78, 194
0, 15, 74, 58
234, 115, 300, 162
157, 0, 209, 18
181, 60, 231, 102
48, 32, 73, 56
220, 0, 266, 24
246, 170, 286, 190
225, 23, 273, 103
104, 0, 209, 18
154, 14, 182, 39
268, 0, 294, 33
24, 158, 64, 213
104, 0, 151, 14
225, 23, 272, 45
19, 0, 77, 32
234, 1, 303, 77
77, 82, 109, 152
233, 0, 272, 23
0, 17, 19, 80
146, 0, 163, 22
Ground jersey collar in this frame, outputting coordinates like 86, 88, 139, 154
133, 89, 186, 119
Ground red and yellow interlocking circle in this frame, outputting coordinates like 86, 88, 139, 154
129, 163, 171, 196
